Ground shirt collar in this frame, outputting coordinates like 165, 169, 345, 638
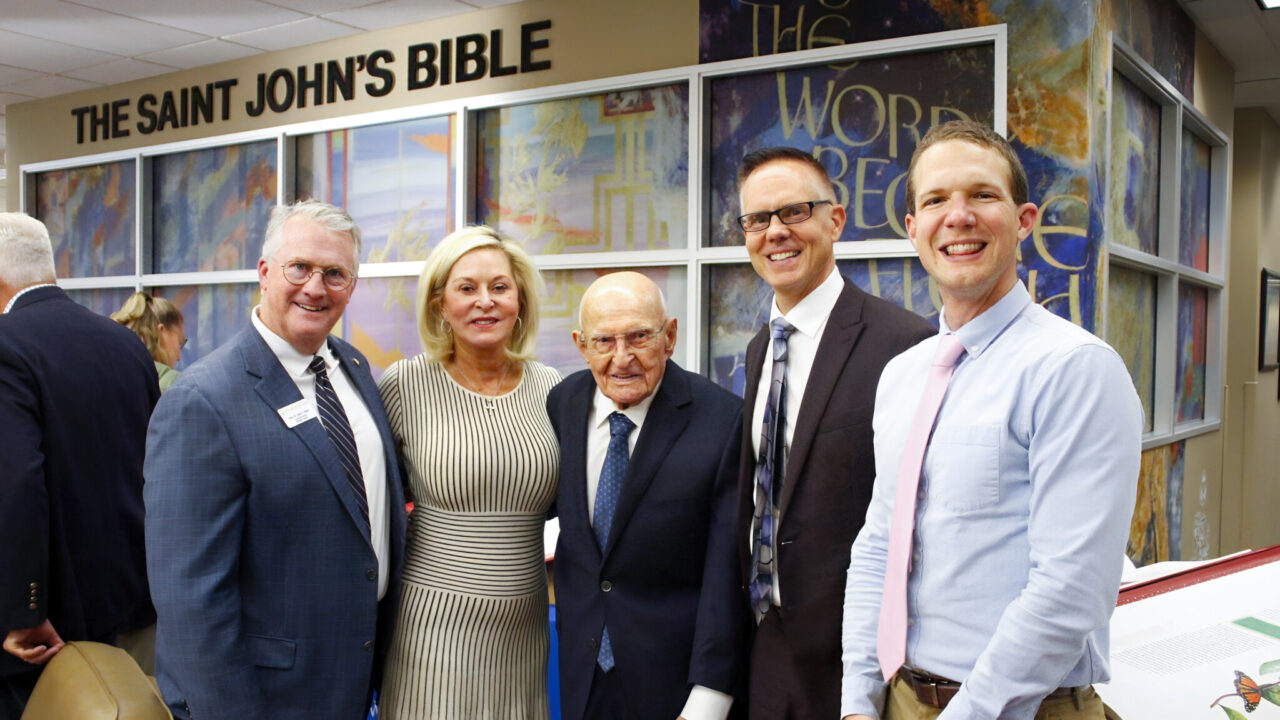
940, 281, 1033, 359
769, 267, 843, 338
590, 380, 661, 431
250, 305, 338, 379
4, 283, 58, 314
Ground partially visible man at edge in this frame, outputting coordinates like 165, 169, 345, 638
0, 212, 159, 718
735, 148, 935, 719
841, 119, 1141, 720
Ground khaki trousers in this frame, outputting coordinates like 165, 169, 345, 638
884, 672, 1109, 720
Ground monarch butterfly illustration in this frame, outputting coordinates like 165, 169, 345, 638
1235, 670, 1262, 713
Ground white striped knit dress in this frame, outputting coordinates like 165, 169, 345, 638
376, 358, 560, 720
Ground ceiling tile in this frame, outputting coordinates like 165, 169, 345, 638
0, 75, 101, 99
0, 30, 123, 74
261, 0, 379, 12
137, 39, 264, 69
323, 0, 473, 31
225, 17, 362, 51
72, 0, 310, 37
62, 58, 179, 85
0, 66, 44, 86
2, 0, 209, 56
459, 0, 523, 7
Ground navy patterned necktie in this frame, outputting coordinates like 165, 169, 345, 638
593, 411, 634, 671
309, 355, 368, 531
749, 318, 795, 622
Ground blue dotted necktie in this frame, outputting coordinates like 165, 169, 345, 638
309, 355, 368, 532
593, 411, 634, 671
749, 318, 795, 622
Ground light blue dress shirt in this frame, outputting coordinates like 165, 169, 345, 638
841, 282, 1142, 719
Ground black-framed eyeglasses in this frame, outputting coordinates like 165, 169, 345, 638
736, 200, 833, 232
179, 336, 189, 349
580, 319, 670, 356
278, 261, 356, 290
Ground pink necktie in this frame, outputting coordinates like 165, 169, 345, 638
877, 333, 966, 682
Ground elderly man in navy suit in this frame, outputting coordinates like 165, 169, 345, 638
548, 271, 748, 720
144, 200, 406, 720
0, 212, 160, 719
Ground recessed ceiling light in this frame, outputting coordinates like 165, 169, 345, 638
1259, 0, 1280, 9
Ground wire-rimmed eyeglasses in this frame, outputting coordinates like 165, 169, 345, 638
278, 261, 356, 291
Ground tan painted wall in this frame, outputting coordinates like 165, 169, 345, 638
1225, 107, 1280, 552
4, 0, 697, 208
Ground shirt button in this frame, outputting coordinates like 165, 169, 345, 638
917, 488, 926, 500
908, 617, 917, 627
363, 640, 374, 652
912, 552, 921, 564
600, 580, 613, 592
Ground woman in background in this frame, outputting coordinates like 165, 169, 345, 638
377, 226, 559, 719
110, 291, 185, 392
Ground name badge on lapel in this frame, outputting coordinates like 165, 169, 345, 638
278, 398, 317, 428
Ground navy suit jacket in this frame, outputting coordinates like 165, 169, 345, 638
736, 279, 934, 717
549, 360, 748, 720
0, 286, 159, 678
144, 326, 406, 720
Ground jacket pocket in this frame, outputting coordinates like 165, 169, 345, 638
245, 634, 297, 669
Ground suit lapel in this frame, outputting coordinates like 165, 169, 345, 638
604, 361, 691, 558
779, 281, 865, 515
240, 329, 373, 543
560, 374, 599, 562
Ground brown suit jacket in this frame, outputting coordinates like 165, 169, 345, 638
737, 278, 934, 719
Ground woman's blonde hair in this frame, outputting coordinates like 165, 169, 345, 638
111, 291, 182, 363
416, 226, 542, 363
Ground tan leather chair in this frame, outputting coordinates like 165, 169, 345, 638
21, 642, 171, 720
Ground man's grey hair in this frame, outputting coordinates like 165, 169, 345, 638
0, 213, 57, 288
261, 199, 363, 269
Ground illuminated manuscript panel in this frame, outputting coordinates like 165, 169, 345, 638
475, 84, 690, 254
706, 45, 995, 247
65, 287, 136, 319
152, 140, 278, 273
1175, 283, 1207, 423
296, 115, 455, 264
35, 160, 136, 278
341, 275, 423, 382
1107, 72, 1160, 256
707, 259, 937, 394
1179, 129, 1210, 271
154, 283, 258, 371
1106, 265, 1156, 432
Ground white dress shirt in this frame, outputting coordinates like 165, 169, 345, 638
841, 282, 1143, 719
749, 267, 843, 606
585, 383, 733, 720
252, 307, 391, 599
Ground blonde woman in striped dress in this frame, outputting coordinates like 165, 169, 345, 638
377, 226, 559, 719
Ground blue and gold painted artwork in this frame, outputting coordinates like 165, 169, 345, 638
475, 85, 690, 255
1106, 264, 1156, 433
1180, 129, 1211, 271
1176, 283, 1206, 423
36, 160, 136, 279
296, 116, 454, 264
155, 283, 258, 371
152, 141, 277, 273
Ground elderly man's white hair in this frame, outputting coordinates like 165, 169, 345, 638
0, 213, 57, 288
